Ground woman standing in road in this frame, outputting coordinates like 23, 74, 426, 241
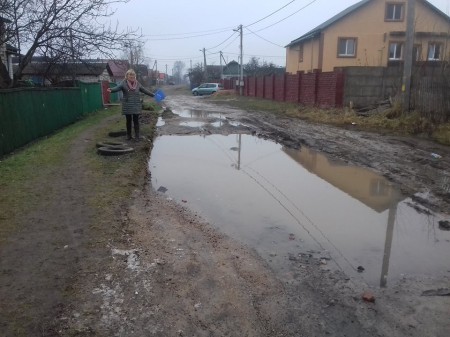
108, 69, 154, 141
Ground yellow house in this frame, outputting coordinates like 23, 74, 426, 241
285, 0, 450, 74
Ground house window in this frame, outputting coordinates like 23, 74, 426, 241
413, 45, 422, 61
428, 43, 441, 61
298, 44, 304, 63
389, 42, 403, 60
338, 38, 356, 57
385, 3, 405, 21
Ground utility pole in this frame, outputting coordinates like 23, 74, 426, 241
234, 24, 244, 95
165, 64, 168, 84
402, 0, 416, 113
220, 51, 223, 80
200, 48, 207, 82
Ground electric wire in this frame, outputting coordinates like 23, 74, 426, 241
206, 31, 239, 51
144, 28, 236, 41
244, 26, 285, 48
244, 165, 360, 274
245, 0, 298, 28
144, 26, 236, 38
253, 0, 320, 33
143, 0, 322, 64
204, 134, 360, 279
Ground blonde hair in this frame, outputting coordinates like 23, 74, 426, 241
125, 69, 136, 79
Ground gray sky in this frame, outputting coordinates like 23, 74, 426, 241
110, 0, 450, 74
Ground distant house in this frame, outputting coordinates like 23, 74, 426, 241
107, 60, 129, 83
285, 0, 450, 73
105, 60, 150, 85
21, 61, 111, 85
222, 60, 240, 79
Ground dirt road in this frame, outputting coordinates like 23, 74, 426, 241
1, 86, 449, 336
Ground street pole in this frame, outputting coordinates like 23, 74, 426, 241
402, 0, 416, 113
233, 24, 244, 95
200, 48, 207, 82
239, 25, 243, 96
220, 51, 223, 81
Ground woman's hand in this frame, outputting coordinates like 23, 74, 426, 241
107, 88, 111, 93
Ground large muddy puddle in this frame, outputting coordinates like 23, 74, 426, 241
149, 133, 450, 287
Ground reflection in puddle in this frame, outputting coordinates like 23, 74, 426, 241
179, 121, 206, 128
149, 134, 450, 287
176, 108, 224, 120
156, 117, 165, 127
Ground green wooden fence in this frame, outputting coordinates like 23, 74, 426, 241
0, 82, 103, 157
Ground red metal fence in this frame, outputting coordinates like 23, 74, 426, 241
222, 71, 345, 108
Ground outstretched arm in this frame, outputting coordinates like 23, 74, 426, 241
107, 82, 123, 93
139, 85, 155, 97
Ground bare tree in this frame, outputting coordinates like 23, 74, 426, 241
244, 56, 283, 76
188, 63, 204, 88
0, 0, 143, 88
173, 60, 185, 84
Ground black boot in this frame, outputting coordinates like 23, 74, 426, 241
126, 116, 132, 140
134, 125, 140, 141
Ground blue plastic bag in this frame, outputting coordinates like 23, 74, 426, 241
154, 89, 166, 103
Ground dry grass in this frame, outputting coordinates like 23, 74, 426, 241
210, 92, 450, 145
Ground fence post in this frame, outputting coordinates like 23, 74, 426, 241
262, 76, 266, 99
297, 71, 301, 104
314, 71, 319, 106
272, 75, 275, 100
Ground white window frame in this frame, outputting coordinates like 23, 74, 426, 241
337, 38, 357, 57
427, 43, 441, 61
389, 42, 403, 60
385, 3, 404, 21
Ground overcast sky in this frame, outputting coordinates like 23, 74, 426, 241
110, 0, 450, 74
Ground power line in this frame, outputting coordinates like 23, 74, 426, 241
246, 0, 298, 28
254, 0, 320, 33
205, 31, 239, 51
244, 26, 285, 48
141, 0, 318, 42
220, 34, 241, 52
144, 26, 236, 37
143, 0, 321, 65
143, 28, 235, 41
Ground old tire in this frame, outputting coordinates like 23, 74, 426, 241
96, 141, 127, 148
97, 146, 134, 156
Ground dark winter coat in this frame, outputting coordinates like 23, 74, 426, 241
110, 80, 154, 115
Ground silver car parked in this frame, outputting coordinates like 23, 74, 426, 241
192, 83, 221, 96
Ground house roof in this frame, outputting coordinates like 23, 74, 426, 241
22, 62, 109, 77
285, 0, 450, 47
223, 61, 240, 75
107, 60, 129, 78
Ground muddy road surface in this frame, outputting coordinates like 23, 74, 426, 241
146, 87, 450, 337
2, 86, 449, 337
